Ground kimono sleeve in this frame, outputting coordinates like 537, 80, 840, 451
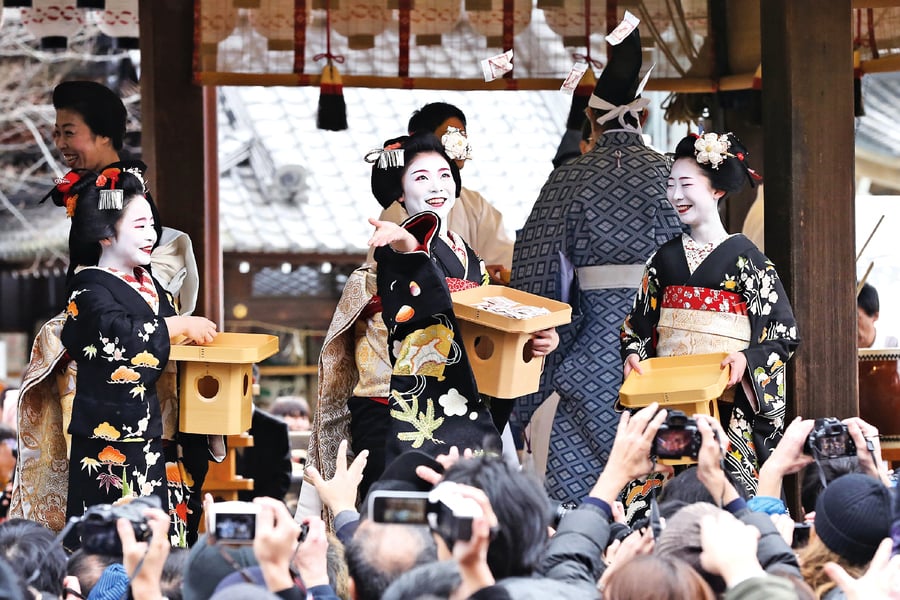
61, 281, 171, 366
620, 251, 663, 362
738, 252, 800, 415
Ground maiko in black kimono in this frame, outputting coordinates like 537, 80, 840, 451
621, 233, 800, 495
61, 266, 194, 543
375, 211, 499, 465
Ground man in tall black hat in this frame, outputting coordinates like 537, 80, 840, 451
510, 26, 683, 515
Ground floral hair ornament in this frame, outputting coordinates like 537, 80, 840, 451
49, 170, 82, 217
441, 126, 472, 161
97, 167, 124, 210
693, 132, 734, 170
364, 142, 404, 169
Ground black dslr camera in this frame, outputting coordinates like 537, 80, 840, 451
651, 410, 702, 460
803, 417, 856, 459
79, 495, 158, 555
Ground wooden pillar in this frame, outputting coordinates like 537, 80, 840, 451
760, 1, 857, 422
138, 0, 223, 326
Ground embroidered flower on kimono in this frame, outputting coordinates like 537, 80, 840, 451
98, 445, 127, 465
694, 133, 732, 169
81, 457, 101, 474
83, 344, 97, 359
722, 276, 738, 291
66, 300, 79, 318
175, 502, 189, 522
93, 422, 122, 441
438, 388, 468, 417
101, 337, 127, 362
441, 126, 473, 161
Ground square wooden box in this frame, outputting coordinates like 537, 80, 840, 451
451, 286, 572, 399
169, 333, 279, 434
618, 352, 729, 420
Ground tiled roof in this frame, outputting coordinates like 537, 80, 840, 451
217, 85, 571, 255
857, 72, 900, 159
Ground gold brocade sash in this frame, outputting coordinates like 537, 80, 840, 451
657, 307, 751, 404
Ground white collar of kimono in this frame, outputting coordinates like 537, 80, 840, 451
588, 95, 650, 133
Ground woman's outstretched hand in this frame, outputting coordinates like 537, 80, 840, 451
368, 218, 418, 252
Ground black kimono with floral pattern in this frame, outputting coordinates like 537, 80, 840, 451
375, 212, 500, 466
61, 266, 193, 543
621, 234, 800, 496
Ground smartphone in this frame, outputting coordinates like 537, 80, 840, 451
367, 491, 430, 525
792, 522, 812, 549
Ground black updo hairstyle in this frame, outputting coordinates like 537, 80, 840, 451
370, 131, 462, 210
66, 169, 150, 278
53, 81, 128, 151
672, 132, 761, 201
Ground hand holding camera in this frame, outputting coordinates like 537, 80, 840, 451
694, 415, 740, 507
590, 403, 668, 504
756, 417, 815, 498
842, 417, 890, 487
118, 506, 171, 600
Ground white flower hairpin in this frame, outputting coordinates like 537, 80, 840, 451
693, 133, 733, 170
441, 126, 472, 162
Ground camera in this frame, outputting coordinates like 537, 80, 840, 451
552, 501, 577, 529
427, 482, 482, 546
79, 495, 158, 555
368, 491, 430, 526
651, 410, 702, 460
367, 481, 483, 546
206, 501, 260, 545
803, 417, 856, 459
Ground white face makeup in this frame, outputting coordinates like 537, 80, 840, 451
400, 152, 457, 226
666, 158, 722, 229
99, 195, 157, 272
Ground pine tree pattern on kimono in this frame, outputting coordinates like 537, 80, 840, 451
621, 234, 800, 495
61, 267, 194, 541
375, 211, 499, 465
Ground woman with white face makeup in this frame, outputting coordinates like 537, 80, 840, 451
620, 132, 800, 498
303, 134, 558, 507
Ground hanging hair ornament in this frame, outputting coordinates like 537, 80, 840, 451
364, 142, 404, 169
441, 126, 472, 162
693, 132, 734, 170
97, 168, 124, 210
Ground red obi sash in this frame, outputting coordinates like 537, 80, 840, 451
662, 286, 747, 316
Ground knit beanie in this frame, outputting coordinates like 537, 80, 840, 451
814, 473, 892, 566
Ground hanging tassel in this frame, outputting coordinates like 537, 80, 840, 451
317, 61, 348, 131
853, 50, 865, 117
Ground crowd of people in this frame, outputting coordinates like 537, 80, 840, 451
2, 17, 899, 600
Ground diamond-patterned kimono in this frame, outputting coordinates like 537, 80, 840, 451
511, 129, 683, 503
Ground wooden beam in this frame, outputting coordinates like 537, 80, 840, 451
139, 0, 222, 325
760, 0, 857, 428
